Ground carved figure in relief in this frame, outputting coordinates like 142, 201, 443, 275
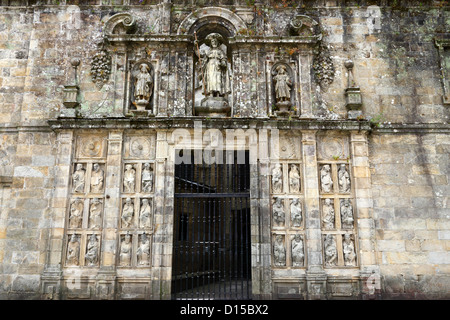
134, 63, 153, 103
139, 198, 152, 228
119, 233, 132, 267
69, 199, 83, 229
137, 233, 150, 266
123, 164, 136, 193
324, 234, 337, 266
343, 234, 356, 266
322, 198, 335, 230
66, 234, 80, 266
291, 234, 305, 267
273, 235, 286, 267
195, 33, 230, 97
340, 199, 354, 229
90, 163, 104, 193
72, 163, 85, 193
141, 163, 153, 193
320, 164, 333, 193
272, 197, 285, 227
89, 198, 102, 229
291, 198, 302, 227
85, 234, 99, 266
121, 198, 134, 228
272, 163, 283, 193
273, 65, 292, 103
289, 164, 301, 193
338, 164, 351, 193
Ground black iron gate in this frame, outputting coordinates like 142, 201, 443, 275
172, 150, 251, 300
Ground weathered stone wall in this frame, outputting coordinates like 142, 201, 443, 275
0, 1, 448, 299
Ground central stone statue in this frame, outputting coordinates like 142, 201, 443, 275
194, 32, 231, 117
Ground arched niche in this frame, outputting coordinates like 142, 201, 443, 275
271, 62, 295, 116
129, 60, 155, 114
177, 7, 247, 36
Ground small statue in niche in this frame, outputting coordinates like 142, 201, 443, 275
338, 164, 351, 193
66, 234, 80, 266
272, 163, 283, 194
141, 163, 153, 193
119, 233, 132, 267
121, 198, 134, 228
272, 197, 285, 227
289, 164, 301, 193
85, 234, 99, 266
273, 235, 286, 267
72, 163, 85, 193
89, 198, 102, 229
139, 198, 152, 228
322, 198, 335, 230
133, 63, 153, 110
320, 164, 333, 193
291, 198, 302, 228
340, 199, 354, 229
324, 234, 337, 267
291, 234, 305, 267
137, 233, 150, 266
195, 33, 230, 98
90, 163, 104, 193
273, 65, 292, 104
123, 164, 136, 193
343, 234, 356, 266
69, 199, 83, 229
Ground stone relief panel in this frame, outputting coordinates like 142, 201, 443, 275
123, 135, 156, 160
317, 135, 349, 162
76, 135, 107, 159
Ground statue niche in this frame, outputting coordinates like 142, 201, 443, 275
194, 32, 231, 117
130, 61, 154, 114
272, 63, 294, 117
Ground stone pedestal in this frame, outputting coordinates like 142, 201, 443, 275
345, 87, 363, 119
274, 101, 293, 118
195, 96, 231, 117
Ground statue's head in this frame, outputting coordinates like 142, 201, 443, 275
205, 33, 224, 47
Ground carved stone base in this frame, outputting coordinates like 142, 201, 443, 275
134, 100, 149, 111
274, 101, 293, 118
59, 108, 78, 118
130, 110, 154, 118
195, 96, 231, 117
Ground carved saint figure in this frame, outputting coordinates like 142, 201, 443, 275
273, 65, 292, 103
340, 199, 354, 229
119, 233, 132, 267
322, 198, 335, 230
137, 233, 150, 266
324, 234, 337, 266
272, 163, 283, 193
66, 234, 80, 266
272, 197, 285, 227
343, 234, 356, 266
139, 198, 152, 228
123, 164, 136, 193
338, 164, 351, 193
273, 235, 286, 267
121, 198, 134, 228
89, 198, 102, 229
291, 234, 305, 267
289, 164, 301, 193
134, 63, 153, 102
291, 198, 302, 228
141, 163, 153, 193
320, 164, 333, 193
90, 163, 104, 193
69, 199, 83, 229
85, 234, 99, 266
195, 33, 230, 97
72, 163, 85, 193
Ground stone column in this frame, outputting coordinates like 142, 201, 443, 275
96, 130, 123, 299
151, 130, 169, 299
41, 130, 74, 299
252, 128, 272, 299
350, 131, 380, 299
302, 130, 327, 299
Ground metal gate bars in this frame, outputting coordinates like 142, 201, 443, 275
171, 150, 251, 300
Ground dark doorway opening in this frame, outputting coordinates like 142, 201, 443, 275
171, 150, 251, 300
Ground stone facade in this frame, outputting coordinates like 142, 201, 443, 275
0, 0, 448, 300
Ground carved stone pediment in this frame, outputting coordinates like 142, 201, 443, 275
103, 13, 137, 36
